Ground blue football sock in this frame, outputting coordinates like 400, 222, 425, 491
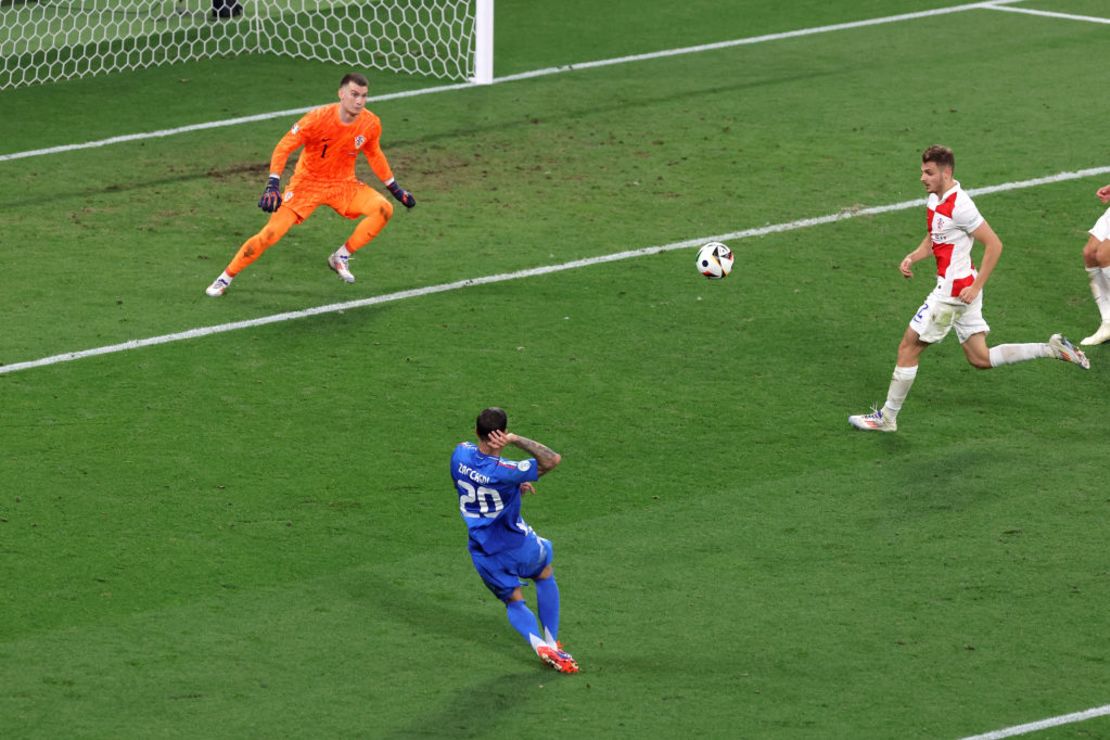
534, 575, 560, 643
505, 600, 542, 647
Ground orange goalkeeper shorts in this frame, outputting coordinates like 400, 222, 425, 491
279, 177, 389, 223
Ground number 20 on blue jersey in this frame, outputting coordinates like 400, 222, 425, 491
456, 480, 505, 518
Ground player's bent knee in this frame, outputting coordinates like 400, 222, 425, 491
259, 223, 291, 247
1098, 243, 1110, 267
533, 565, 554, 581
380, 200, 394, 221
964, 351, 992, 369
1083, 237, 1110, 266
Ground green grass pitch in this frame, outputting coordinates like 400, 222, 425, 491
1, 1, 1108, 737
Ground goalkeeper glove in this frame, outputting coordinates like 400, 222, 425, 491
258, 175, 282, 213
386, 181, 416, 209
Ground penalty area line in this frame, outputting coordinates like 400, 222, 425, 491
494, 0, 1024, 84
959, 703, 1110, 740
2, 163, 1108, 377
985, 4, 1110, 24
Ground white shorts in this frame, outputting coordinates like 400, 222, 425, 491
1090, 207, 1110, 242
909, 289, 990, 344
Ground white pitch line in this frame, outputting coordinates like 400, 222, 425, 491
3, 163, 1108, 377
0, 0, 1024, 164
960, 703, 1110, 739
494, 0, 1023, 84
0, 82, 474, 164
986, 4, 1110, 24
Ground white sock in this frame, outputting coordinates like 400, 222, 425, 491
1098, 267, 1110, 322
989, 343, 1053, 367
1086, 267, 1110, 322
220, 270, 233, 283
529, 633, 548, 653
881, 365, 918, 420
335, 245, 352, 259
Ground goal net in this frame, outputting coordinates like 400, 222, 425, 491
0, 0, 493, 90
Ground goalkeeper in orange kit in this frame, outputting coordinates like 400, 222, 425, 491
205, 72, 415, 297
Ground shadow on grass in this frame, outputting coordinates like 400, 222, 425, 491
355, 576, 562, 737
382, 670, 544, 739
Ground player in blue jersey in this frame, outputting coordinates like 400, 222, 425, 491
450, 407, 578, 674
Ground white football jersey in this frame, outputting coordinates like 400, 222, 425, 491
926, 181, 984, 299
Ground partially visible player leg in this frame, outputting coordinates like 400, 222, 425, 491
983, 335, 1089, 370
206, 208, 301, 296
506, 595, 579, 674
533, 565, 560, 646
984, 339, 1051, 366
1081, 230, 1110, 345
952, 293, 1088, 369
506, 592, 577, 672
516, 536, 577, 673
849, 325, 927, 432
328, 186, 394, 283
506, 592, 580, 673
532, 566, 578, 672
504, 593, 545, 649
473, 552, 552, 658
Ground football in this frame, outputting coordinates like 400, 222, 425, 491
695, 241, 734, 279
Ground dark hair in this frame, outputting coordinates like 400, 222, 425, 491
476, 407, 508, 440
922, 145, 955, 171
340, 72, 369, 89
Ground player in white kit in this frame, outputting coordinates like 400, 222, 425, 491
849, 146, 1089, 433
1079, 184, 1110, 346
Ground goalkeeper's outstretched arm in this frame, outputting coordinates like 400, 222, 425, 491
256, 123, 307, 211
364, 133, 416, 209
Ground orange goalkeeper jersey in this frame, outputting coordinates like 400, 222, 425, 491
270, 104, 395, 185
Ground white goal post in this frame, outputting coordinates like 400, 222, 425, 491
0, 0, 495, 91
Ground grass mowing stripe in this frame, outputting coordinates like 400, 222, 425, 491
986, 4, 1110, 23
3, 163, 1107, 377
0, 0, 1026, 164
495, 0, 1024, 83
960, 704, 1110, 739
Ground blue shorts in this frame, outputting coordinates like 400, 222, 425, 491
470, 533, 554, 601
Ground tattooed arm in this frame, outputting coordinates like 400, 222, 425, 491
506, 433, 562, 476
486, 429, 562, 476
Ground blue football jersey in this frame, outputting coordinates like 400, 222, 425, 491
450, 441, 540, 555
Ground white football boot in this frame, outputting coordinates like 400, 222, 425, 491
848, 406, 897, 432
205, 275, 232, 297
1048, 334, 1090, 370
328, 252, 356, 283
